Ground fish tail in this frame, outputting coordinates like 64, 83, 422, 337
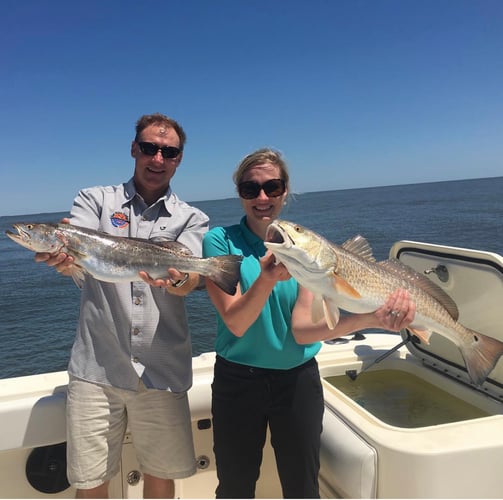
206, 255, 243, 295
460, 329, 503, 386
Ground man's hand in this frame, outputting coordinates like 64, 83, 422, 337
139, 268, 197, 296
34, 217, 75, 276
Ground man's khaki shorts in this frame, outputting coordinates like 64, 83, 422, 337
66, 375, 196, 489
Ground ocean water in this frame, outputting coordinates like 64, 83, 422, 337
1, 177, 502, 379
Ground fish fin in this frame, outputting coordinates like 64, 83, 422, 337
408, 327, 432, 345
379, 258, 459, 321
311, 297, 340, 329
205, 255, 243, 295
340, 235, 376, 262
323, 298, 340, 330
70, 267, 87, 289
311, 298, 325, 324
332, 275, 362, 298
459, 329, 503, 386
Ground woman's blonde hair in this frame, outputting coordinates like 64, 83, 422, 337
233, 148, 290, 192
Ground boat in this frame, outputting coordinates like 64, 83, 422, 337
1, 239, 503, 498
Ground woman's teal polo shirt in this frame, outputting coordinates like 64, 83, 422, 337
202, 216, 321, 369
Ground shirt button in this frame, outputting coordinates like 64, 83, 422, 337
134, 297, 142, 305
133, 357, 140, 363
133, 328, 140, 335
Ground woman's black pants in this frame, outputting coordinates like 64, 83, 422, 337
211, 355, 324, 499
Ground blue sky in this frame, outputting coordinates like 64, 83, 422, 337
1, 0, 502, 216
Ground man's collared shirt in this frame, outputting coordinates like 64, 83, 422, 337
67, 178, 209, 392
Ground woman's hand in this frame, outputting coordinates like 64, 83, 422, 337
259, 251, 291, 284
374, 288, 416, 332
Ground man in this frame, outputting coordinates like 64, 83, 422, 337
36, 113, 208, 498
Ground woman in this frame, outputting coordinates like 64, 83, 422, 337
202, 148, 415, 498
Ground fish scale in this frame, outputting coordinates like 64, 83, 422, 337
339, 251, 447, 323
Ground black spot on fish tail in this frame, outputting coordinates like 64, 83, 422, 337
206, 255, 243, 295
460, 329, 503, 386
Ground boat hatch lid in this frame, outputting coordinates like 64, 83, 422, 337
390, 240, 503, 397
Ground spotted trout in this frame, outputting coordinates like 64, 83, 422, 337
6, 222, 242, 295
264, 219, 503, 386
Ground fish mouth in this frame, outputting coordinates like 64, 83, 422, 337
5, 224, 28, 243
265, 222, 293, 247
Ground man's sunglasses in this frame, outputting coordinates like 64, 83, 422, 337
238, 179, 286, 200
137, 141, 181, 159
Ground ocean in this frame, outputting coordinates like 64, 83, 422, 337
1, 177, 502, 380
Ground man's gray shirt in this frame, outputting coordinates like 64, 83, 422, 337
67, 178, 209, 392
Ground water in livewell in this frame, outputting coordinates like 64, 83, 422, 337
325, 370, 489, 428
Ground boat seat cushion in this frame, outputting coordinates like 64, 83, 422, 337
319, 407, 377, 498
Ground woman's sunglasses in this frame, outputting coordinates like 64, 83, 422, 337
137, 141, 181, 159
238, 179, 286, 200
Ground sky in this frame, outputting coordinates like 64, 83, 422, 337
1, 0, 502, 216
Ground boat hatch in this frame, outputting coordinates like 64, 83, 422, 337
390, 240, 503, 398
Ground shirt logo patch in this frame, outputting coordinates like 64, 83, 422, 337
110, 211, 129, 228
